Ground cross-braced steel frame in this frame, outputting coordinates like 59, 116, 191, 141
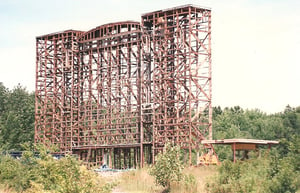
35, 5, 212, 168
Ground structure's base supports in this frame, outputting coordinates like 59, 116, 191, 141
72, 145, 154, 169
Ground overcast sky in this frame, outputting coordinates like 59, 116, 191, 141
0, 0, 299, 113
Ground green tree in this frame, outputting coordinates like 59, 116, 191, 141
281, 105, 300, 137
0, 82, 8, 114
212, 106, 289, 160
0, 84, 35, 150
149, 143, 184, 192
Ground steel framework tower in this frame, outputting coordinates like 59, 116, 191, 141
35, 30, 83, 153
35, 5, 212, 168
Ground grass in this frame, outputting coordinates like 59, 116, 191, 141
0, 165, 217, 193
117, 167, 163, 193
116, 166, 218, 193
0, 185, 16, 193
181, 166, 218, 193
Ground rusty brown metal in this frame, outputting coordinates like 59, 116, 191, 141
141, 5, 212, 164
35, 5, 212, 168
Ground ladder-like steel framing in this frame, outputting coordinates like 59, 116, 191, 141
35, 5, 212, 168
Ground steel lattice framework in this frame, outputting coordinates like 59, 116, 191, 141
35, 5, 212, 168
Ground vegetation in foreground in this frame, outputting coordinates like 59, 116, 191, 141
116, 138, 300, 193
0, 145, 116, 193
117, 165, 217, 193
207, 149, 300, 193
149, 143, 184, 192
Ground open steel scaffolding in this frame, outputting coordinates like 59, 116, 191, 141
35, 5, 212, 168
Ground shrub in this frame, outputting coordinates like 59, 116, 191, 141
0, 155, 31, 191
207, 155, 300, 193
206, 158, 270, 193
0, 145, 115, 193
268, 157, 298, 193
149, 143, 184, 192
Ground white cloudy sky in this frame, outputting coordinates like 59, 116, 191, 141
0, 0, 299, 113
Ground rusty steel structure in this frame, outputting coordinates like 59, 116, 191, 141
35, 5, 212, 168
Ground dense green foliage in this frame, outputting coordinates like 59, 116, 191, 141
207, 158, 270, 193
209, 105, 300, 193
0, 83, 35, 150
0, 145, 115, 193
213, 105, 300, 160
207, 139, 300, 193
149, 143, 184, 192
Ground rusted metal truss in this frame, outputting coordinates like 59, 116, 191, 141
35, 4, 212, 168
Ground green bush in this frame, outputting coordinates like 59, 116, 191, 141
149, 143, 184, 192
268, 157, 298, 193
207, 156, 299, 193
0, 155, 31, 191
207, 158, 270, 193
0, 145, 115, 193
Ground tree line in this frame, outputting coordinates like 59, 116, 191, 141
212, 105, 300, 160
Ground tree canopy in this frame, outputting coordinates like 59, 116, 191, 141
0, 83, 35, 150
